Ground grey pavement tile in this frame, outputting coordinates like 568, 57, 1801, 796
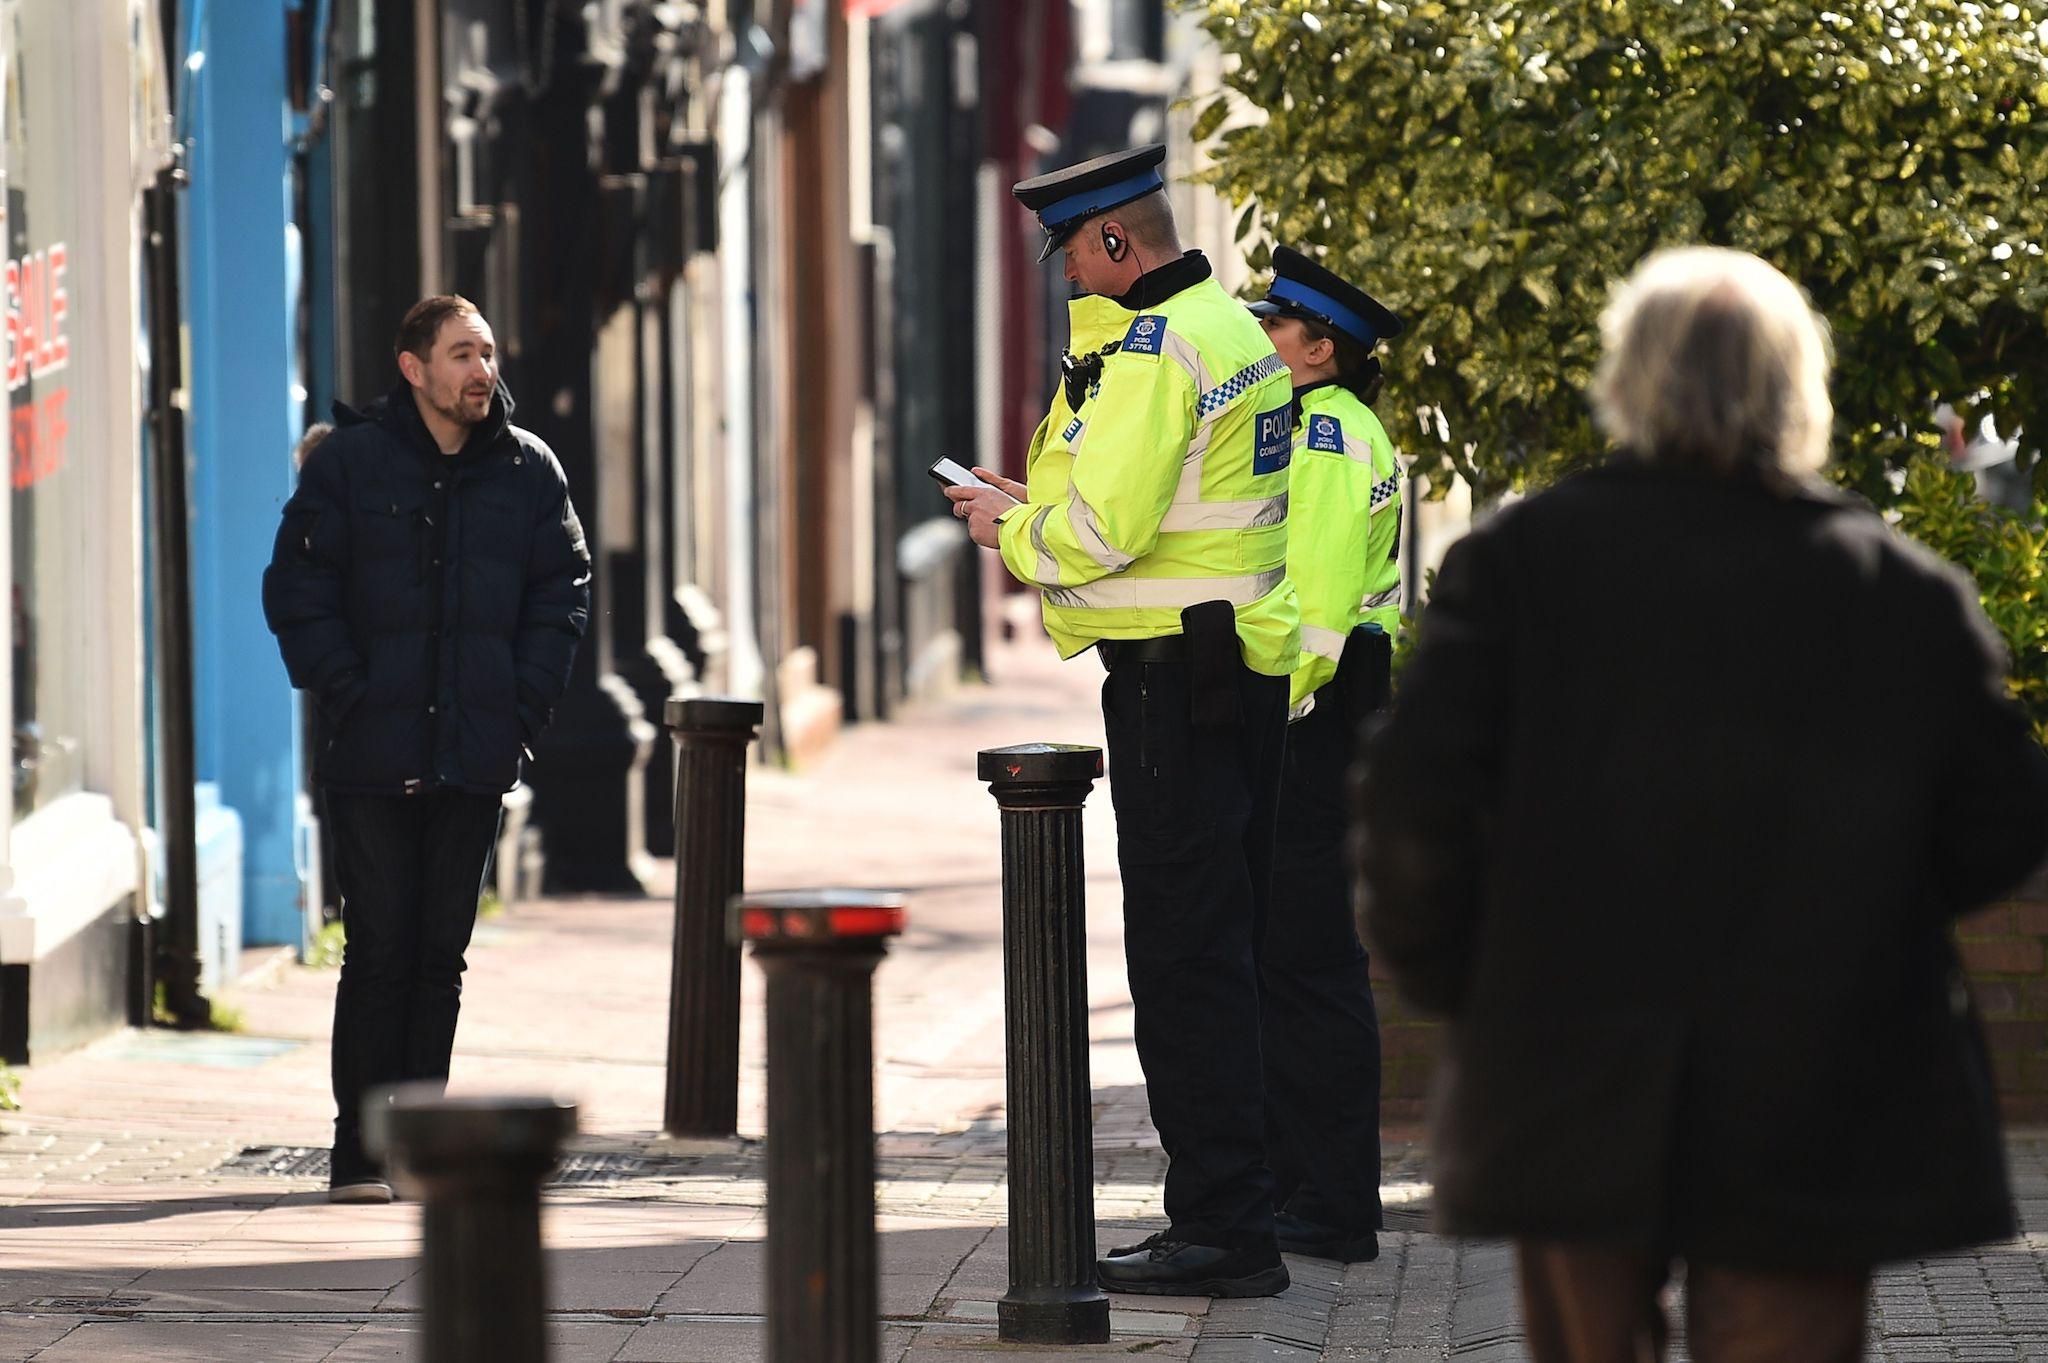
655, 1241, 761, 1316
319, 1325, 413, 1363
319, 1318, 634, 1362
1189, 1338, 1317, 1361
548, 1267, 688, 1315
24, 1319, 357, 1362
0, 1317, 78, 1362
610, 1319, 765, 1362
120, 1285, 388, 1314
546, 1238, 724, 1276
902, 1324, 1192, 1358
877, 1225, 990, 1274
129, 1249, 414, 1293
548, 1321, 641, 1363
0, 1272, 148, 1308
881, 1270, 952, 1318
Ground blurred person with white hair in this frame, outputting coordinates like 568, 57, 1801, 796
1356, 246, 2048, 1362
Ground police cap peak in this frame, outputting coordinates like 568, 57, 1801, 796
1013, 144, 1168, 262
1249, 245, 1404, 348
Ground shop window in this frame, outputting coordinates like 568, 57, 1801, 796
3, 0, 86, 817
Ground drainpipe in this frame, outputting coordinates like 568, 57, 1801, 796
144, 153, 207, 1029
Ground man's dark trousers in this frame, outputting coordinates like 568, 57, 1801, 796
325, 788, 503, 1182
1263, 627, 1389, 1235
1102, 651, 1288, 1248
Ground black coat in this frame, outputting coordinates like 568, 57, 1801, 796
1359, 462, 2048, 1270
262, 383, 591, 795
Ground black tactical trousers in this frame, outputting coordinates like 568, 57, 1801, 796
1264, 629, 1389, 1233
324, 788, 503, 1182
1102, 654, 1288, 1249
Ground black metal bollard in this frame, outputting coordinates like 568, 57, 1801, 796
735, 890, 906, 1363
978, 743, 1112, 1344
663, 696, 765, 1137
364, 1089, 577, 1363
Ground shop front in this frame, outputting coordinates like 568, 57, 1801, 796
0, 0, 168, 1059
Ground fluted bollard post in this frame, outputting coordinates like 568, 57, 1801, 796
978, 743, 1111, 1345
364, 1089, 576, 1363
735, 890, 906, 1363
663, 696, 765, 1137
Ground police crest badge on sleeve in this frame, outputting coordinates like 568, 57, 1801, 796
1121, 314, 1167, 356
1307, 414, 1344, 454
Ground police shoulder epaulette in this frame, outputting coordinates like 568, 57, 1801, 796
1305, 413, 1345, 454
1121, 314, 1168, 356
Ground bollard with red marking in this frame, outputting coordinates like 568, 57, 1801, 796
977, 743, 1111, 1344
733, 889, 906, 1363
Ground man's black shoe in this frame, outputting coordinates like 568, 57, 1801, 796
1105, 1229, 1169, 1259
1096, 1239, 1289, 1298
1274, 1210, 1379, 1263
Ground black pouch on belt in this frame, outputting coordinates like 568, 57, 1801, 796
1181, 599, 1242, 729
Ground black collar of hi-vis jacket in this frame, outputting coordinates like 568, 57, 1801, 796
1113, 250, 1213, 311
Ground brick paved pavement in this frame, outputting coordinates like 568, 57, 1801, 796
1, 615, 2044, 1361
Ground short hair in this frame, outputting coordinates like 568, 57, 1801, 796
1110, 190, 1181, 255
394, 294, 482, 363
1590, 247, 1833, 479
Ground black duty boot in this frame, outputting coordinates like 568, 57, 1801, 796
1104, 1229, 1169, 1258
1274, 1210, 1379, 1263
1096, 1238, 1289, 1298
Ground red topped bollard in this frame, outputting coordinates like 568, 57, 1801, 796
663, 696, 765, 1137
735, 889, 907, 1363
978, 743, 1112, 1344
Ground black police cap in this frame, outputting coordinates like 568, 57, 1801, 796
1012, 144, 1168, 263
1249, 245, 1404, 348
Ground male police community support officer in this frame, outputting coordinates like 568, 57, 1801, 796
946, 144, 1301, 1298
1252, 247, 1405, 1264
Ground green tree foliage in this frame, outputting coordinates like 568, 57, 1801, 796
1894, 460, 2048, 743
1199, 0, 2048, 733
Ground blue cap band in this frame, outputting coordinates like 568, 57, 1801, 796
1269, 277, 1379, 346
1038, 169, 1166, 232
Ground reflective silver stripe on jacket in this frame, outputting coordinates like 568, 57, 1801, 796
1066, 487, 1135, 574
1359, 585, 1400, 611
1300, 622, 1349, 659
1158, 493, 1288, 533
1046, 566, 1285, 612
1025, 504, 1061, 587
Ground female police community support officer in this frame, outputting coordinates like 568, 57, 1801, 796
1250, 246, 1405, 1264
945, 143, 1301, 1298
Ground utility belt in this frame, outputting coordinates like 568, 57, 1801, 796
1094, 635, 1190, 668
1094, 600, 1245, 727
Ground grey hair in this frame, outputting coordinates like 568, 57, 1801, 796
1111, 190, 1182, 256
1590, 247, 1833, 479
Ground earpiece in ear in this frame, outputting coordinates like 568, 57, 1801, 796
1102, 225, 1127, 261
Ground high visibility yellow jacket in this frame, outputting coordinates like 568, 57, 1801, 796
1286, 382, 1402, 710
996, 275, 1301, 677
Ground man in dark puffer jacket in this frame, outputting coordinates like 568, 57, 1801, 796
263, 295, 590, 1202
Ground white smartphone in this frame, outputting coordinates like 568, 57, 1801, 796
928, 456, 1019, 503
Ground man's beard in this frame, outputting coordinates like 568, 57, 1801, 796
431, 384, 489, 429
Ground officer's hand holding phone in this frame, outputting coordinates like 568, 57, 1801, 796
938, 460, 1025, 549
